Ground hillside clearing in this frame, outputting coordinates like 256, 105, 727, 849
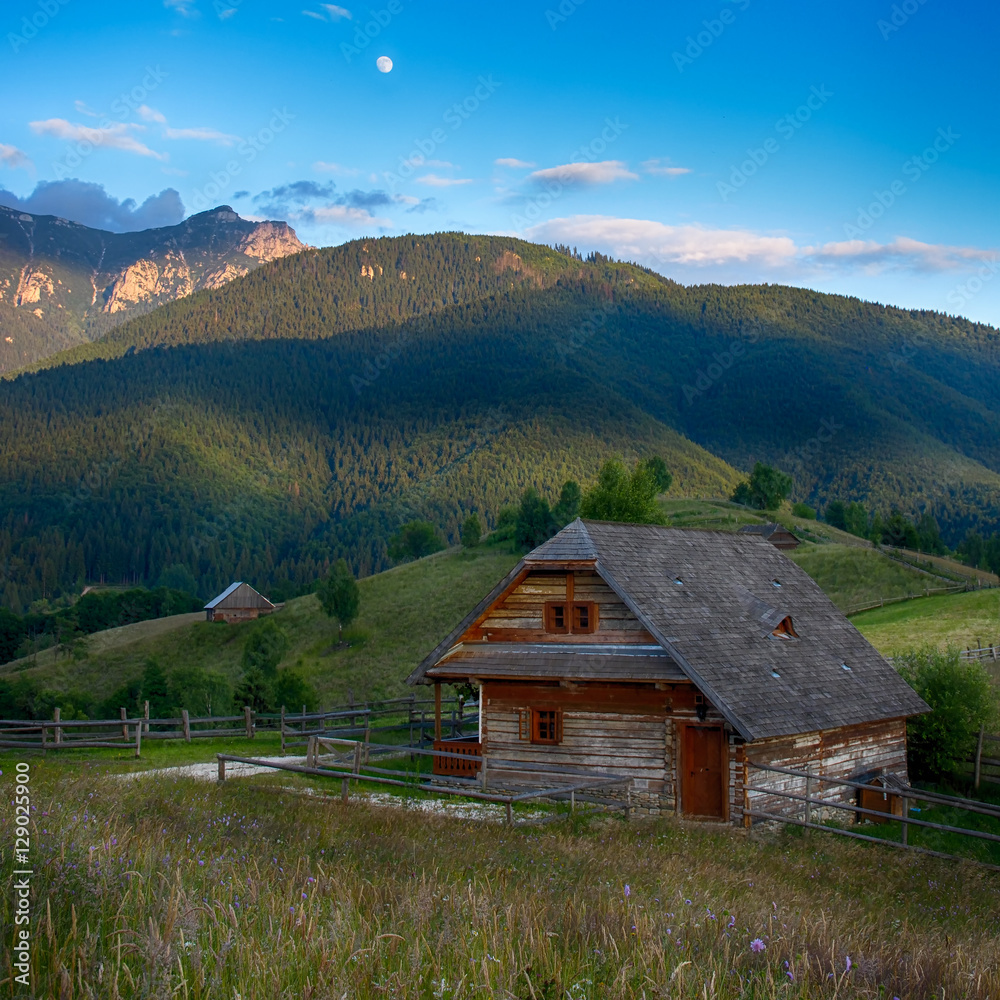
852, 587, 1000, 654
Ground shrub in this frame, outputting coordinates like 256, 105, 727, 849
273, 669, 319, 713
731, 462, 792, 511
791, 502, 816, 519
895, 648, 997, 781
241, 617, 289, 678
460, 514, 482, 548
388, 521, 446, 562
580, 459, 667, 525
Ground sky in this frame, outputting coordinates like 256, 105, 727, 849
2, 0, 999, 325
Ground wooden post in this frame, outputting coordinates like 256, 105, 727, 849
301, 705, 307, 736
218, 757, 226, 782
134, 717, 142, 758
901, 792, 908, 845
434, 682, 442, 742
244, 706, 253, 740
363, 724, 371, 765
743, 760, 751, 829
975, 725, 986, 790
804, 771, 812, 829
280, 706, 286, 755
481, 754, 488, 790
505, 800, 513, 825
181, 709, 191, 743
53, 707, 62, 746
307, 736, 316, 768
570, 789, 575, 813
40, 722, 47, 751
409, 695, 415, 757
120, 706, 128, 739
341, 777, 349, 803
352, 741, 362, 775
348, 689, 355, 728
143, 700, 150, 734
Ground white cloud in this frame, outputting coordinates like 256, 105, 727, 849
29, 119, 167, 160
302, 9, 326, 19
321, 4, 351, 17
495, 157, 536, 169
73, 100, 101, 118
312, 204, 391, 227
217, 5, 238, 17
528, 160, 638, 185
0, 144, 34, 173
162, 125, 240, 145
416, 174, 474, 187
641, 158, 692, 177
137, 105, 168, 124
524, 214, 998, 277
164, 0, 199, 16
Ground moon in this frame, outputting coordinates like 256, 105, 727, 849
376, 55, 393, 73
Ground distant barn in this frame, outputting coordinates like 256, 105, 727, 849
738, 522, 801, 550
204, 582, 275, 623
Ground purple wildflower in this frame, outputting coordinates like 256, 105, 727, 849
624, 884, 631, 898
846, 956, 852, 973
750, 938, 765, 954
727, 915, 736, 929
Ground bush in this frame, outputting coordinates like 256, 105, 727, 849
580, 459, 667, 525
241, 617, 289, 679
273, 669, 319, 712
388, 521, 446, 562
731, 462, 792, 511
460, 514, 482, 548
896, 648, 997, 780
791, 502, 816, 520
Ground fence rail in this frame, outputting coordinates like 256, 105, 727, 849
0, 695, 476, 758
745, 760, 1000, 870
845, 584, 968, 617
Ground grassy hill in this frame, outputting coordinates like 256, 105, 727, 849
2, 232, 1000, 612
4, 513, 982, 715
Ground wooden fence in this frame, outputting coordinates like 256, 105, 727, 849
216, 738, 632, 825
845, 584, 968, 617
744, 760, 1000, 870
970, 729, 1000, 788
0, 694, 476, 758
959, 642, 1000, 663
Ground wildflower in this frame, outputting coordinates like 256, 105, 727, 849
750, 938, 765, 954
846, 956, 852, 972
624, 884, 631, 898
727, 915, 736, 929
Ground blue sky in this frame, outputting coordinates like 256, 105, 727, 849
2, 0, 998, 324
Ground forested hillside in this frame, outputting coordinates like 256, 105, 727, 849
1, 232, 999, 610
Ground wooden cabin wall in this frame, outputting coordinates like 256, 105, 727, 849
482, 680, 729, 815
467, 571, 657, 644
738, 719, 909, 823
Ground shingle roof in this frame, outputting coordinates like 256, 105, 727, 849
428, 643, 686, 682
738, 522, 796, 540
204, 581, 244, 609
410, 519, 928, 741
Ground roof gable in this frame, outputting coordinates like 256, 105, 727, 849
205, 581, 273, 611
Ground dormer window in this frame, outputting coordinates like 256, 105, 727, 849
771, 616, 799, 640
544, 601, 598, 634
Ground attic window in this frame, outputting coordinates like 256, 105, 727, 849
841, 663, 853, 672
770, 670, 781, 679
674, 577, 684, 586
771, 616, 799, 640
772, 579, 782, 588
544, 601, 597, 635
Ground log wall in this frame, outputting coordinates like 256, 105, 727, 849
466, 571, 657, 644
739, 719, 909, 823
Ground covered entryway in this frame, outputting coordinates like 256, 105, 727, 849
682, 724, 727, 819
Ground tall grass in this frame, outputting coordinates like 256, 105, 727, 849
3, 764, 998, 998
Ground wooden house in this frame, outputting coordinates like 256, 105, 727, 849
408, 519, 927, 822
737, 522, 801, 550
204, 582, 275, 623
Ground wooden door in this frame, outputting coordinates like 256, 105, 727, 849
682, 725, 727, 819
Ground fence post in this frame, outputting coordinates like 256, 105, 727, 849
348, 689, 355, 729
481, 754, 488, 790
143, 700, 150, 734
900, 791, 908, 845
352, 741, 362, 775
244, 706, 253, 740
280, 705, 286, 755
301, 705, 307, 736
120, 707, 128, 740
975, 725, 985, 790
134, 716, 142, 758
341, 777, 349, 804
307, 736, 316, 768
218, 757, 226, 782
53, 707, 62, 746
182, 709, 191, 743
742, 760, 750, 829
804, 771, 812, 831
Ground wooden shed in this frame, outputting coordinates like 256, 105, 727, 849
204, 582, 275, 623
738, 522, 801, 550
408, 519, 927, 822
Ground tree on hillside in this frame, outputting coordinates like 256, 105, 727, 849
731, 462, 792, 511
388, 521, 446, 562
274, 668, 319, 712
241, 617, 289, 679
896, 649, 997, 780
156, 564, 200, 598
881, 511, 920, 549
168, 666, 232, 717
580, 459, 667, 525
461, 514, 482, 549
141, 658, 172, 718
515, 487, 556, 550
317, 559, 360, 642
642, 456, 673, 494
916, 511, 946, 555
552, 480, 582, 526
234, 668, 273, 713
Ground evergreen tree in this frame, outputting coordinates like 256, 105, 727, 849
460, 514, 483, 548
641, 456, 673, 494
552, 480, 581, 526
274, 669, 319, 713
241, 617, 289, 678
141, 658, 172, 718
514, 487, 556, 550
317, 559, 360, 642
580, 459, 666, 525
234, 668, 273, 713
